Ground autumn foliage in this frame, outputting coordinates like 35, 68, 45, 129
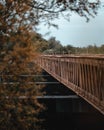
0, 1, 44, 130
0, 0, 101, 129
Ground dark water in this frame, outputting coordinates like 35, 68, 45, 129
39, 98, 104, 130
38, 71, 104, 130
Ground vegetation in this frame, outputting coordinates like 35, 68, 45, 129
75, 44, 104, 54
42, 37, 104, 54
0, 1, 44, 129
0, 0, 102, 129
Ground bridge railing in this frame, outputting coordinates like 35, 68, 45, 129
37, 54, 104, 114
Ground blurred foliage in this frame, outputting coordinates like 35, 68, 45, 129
0, 0, 102, 129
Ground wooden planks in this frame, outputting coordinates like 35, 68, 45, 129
37, 54, 104, 115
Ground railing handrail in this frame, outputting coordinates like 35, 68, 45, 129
40, 54, 104, 59
37, 54, 104, 115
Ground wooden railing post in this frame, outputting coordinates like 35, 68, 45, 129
37, 54, 104, 115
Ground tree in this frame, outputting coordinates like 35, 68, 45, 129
0, 0, 101, 129
100, 44, 104, 54
28, 0, 100, 23
0, 1, 44, 129
42, 37, 63, 54
0, 31, 45, 130
31, 32, 49, 52
63, 45, 76, 54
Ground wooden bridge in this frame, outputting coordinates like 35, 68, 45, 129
36, 54, 104, 115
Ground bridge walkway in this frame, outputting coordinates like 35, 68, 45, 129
36, 54, 104, 115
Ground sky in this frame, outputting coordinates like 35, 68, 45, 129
37, 1, 104, 47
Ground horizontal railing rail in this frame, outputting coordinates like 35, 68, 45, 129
37, 54, 104, 115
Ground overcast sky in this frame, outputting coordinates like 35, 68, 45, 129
38, 1, 104, 47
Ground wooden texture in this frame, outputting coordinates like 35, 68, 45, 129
37, 54, 104, 115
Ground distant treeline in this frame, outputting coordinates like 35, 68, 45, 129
32, 34, 104, 54
40, 36, 104, 54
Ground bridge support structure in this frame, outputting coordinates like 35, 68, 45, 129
36, 55, 104, 115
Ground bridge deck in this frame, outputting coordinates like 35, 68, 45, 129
37, 54, 104, 115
